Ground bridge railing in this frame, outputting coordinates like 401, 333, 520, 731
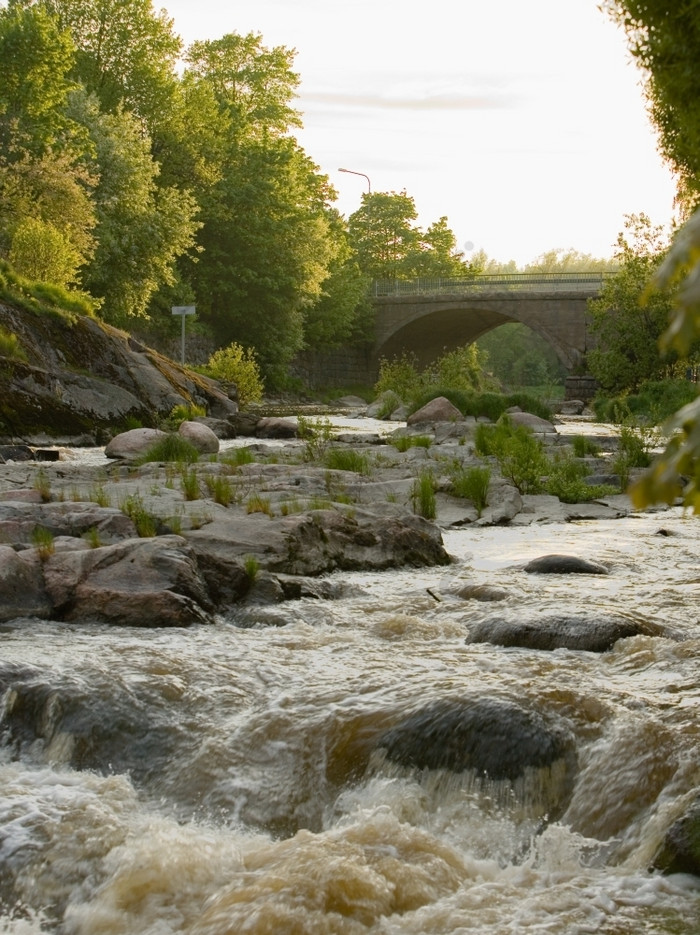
372, 271, 616, 297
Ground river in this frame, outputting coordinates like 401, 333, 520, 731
1, 416, 700, 934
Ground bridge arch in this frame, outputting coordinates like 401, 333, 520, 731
371, 274, 608, 372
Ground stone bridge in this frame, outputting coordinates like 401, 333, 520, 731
372, 272, 612, 371
294, 272, 612, 389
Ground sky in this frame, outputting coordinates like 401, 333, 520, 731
159, 0, 678, 267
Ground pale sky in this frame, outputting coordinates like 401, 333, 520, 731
160, 0, 678, 266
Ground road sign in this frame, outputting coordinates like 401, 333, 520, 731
171, 306, 196, 315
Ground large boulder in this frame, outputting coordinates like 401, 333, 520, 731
408, 396, 464, 426
505, 411, 557, 434
256, 417, 298, 439
178, 420, 219, 454
42, 535, 213, 626
654, 797, 700, 876
104, 428, 168, 460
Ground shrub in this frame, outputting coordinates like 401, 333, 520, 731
477, 418, 548, 494
298, 415, 334, 461
162, 403, 206, 430
205, 342, 264, 407
450, 465, 491, 515
374, 351, 423, 401
137, 434, 200, 464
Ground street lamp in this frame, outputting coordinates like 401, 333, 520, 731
338, 167, 371, 193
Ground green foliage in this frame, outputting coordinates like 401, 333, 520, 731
411, 469, 437, 519
476, 322, 567, 389
297, 415, 334, 461
162, 403, 207, 430
246, 493, 272, 515
450, 465, 491, 515
82, 525, 102, 548
9, 216, 82, 288
205, 342, 264, 407
324, 448, 371, 475
180, 468, 200, 501
587, 215, 686, 394
0, 326, 26, 361
348, 191, 472, 281
243, 554, 259, 582
120, 492, 157, 537
616, 426, 653, 469
0, 259, 98, 320
30, 525, 55, 559
204, 474, 234, 506
425, 343, 490, 394
222, 446, 255, 466
389, 435, 432, 452
374, 352, 422, 402
475, 417, 548, 494
544, 452, 617, 503
137, 433, 200, 464
571, 435, 601, 458
33, 469, 51, 502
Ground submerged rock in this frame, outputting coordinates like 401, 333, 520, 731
523, 554, 609, 575
465, 613, 665, 652
654, 797, 700, 877
374, 698, 576, 812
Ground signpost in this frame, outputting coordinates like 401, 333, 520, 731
171, 306, 196, 365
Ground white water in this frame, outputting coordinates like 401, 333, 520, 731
2, 418, 700, 933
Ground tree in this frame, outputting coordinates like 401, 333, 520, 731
602, 0, 700, 207
348, 192, 470, 281
523, 248, 617, 273
34, 0, 182, 135
9, 215, 81, 285
69, 90, 200, 324
586, 214, 683, 394
0, 2, 77, 153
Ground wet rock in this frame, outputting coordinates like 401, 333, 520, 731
376, 697, 575, 783
0, 547, 51, 620
228, 411, 259, 436
256, 417, 298, 439
654, 797, 700, 876
178, 419, 219, 454
455, 584, 509, 602
104, 427, 168, 460
0, 501, 136, 546
42, 535, 213, 626
0, 445, 35, 462
465, 613, 664, 652
505, 411, 557, 434
334, 395, 367, 408
523, 554, 609, 575
366, 390, 401, 419
407, 396, 464, 426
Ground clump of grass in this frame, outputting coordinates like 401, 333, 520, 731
120, 493, 157, 537
280, 497, 302, 515
324, 448, 371, 475
162, 402, 206, 430
571, 435, 601, 458
33, 469, 51, 503
246, 494, 272, 515
137, 434, 199, 464
389, 435, 432, 452
411, 469, 437, 519
180, 468, 201, 501
205, 474, 234, 506
222, 447, 255, 466
243, 554, 260, 582
308, 496, 334, 511
450, 465, 491, 516
88, 485, 109, 507
31, 525, 54, 559
83, 526, 102, 549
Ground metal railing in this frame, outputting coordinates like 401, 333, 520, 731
372, 271, 616, 297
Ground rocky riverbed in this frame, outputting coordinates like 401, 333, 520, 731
0, 398, 664, 630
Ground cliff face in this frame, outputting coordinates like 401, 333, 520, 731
0, 302, 237, 439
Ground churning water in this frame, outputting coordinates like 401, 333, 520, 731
2, 423, 700, 933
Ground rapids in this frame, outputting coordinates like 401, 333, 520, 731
1, 417, 700, 933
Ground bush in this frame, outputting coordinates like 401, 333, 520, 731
544, 452, 616, 503
389, 435, 432, 452
162, 403, 206, 431
572, 435, 601, 457
0, 326, 26, 361
374, 351, 423, 402
205, 342, 264, 407
476, 417, 547, 493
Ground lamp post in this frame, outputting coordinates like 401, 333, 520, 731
338, 167, 371, 194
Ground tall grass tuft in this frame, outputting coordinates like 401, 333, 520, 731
411, 470, 437, 519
